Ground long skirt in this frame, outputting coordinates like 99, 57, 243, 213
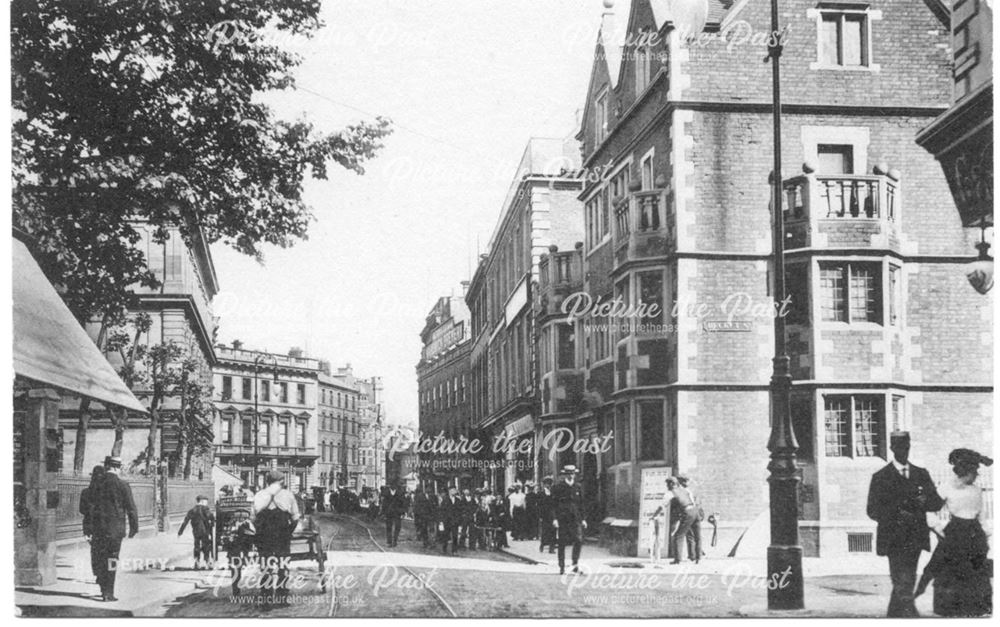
923, 517, 992, 617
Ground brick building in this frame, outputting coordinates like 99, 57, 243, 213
466, 138, 585, 489
213, 343, 321, 491
561, 0, 992, 557
417, 293, 473, 490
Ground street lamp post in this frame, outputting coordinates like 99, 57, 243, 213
252, 353, 279, 490
765, 0, 804, 611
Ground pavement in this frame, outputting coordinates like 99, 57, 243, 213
15, 529, 219, 617
500, 537, 942, 617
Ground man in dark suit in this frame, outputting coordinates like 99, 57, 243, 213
457, 489, 476, 550
411, 486, 433, 547
88, 456, 138, 602
866, 431, 944, 617
437, 486, 462, 555
551, 465, 587, 575
381, 482, 410, 547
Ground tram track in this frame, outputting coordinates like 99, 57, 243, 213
326, 514, 458, 618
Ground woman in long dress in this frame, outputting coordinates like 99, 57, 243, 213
915, 448, 993, 617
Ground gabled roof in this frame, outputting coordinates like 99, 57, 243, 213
648, 0, 743, 31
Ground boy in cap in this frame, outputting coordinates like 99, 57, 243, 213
178, 495, 215, 569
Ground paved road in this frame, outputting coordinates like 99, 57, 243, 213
162, 513, 901, 617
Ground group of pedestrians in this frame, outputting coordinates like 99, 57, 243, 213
382, 466, 589, 574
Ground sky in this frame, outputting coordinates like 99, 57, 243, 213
210, 0, 613, 425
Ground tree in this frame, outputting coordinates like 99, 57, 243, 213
11, 0, 392, 326
173, 357, 213, 480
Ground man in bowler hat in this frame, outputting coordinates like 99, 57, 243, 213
867, 431, 944, 617
88, 456, 138, 602
551, 465, 587, 575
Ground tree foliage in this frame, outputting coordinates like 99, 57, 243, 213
12, 0, 392, 324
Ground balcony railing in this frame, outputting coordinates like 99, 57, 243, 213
784, 174, 898, 220
783, 173, 901, 250
613, 189, 672, 265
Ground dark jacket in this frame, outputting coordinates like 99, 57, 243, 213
89, 473, 139, 540
473, 506, 495, 527
551, 480, 584, 527
437, 495, 463, 526
412, 491, 432, 519
537, 491, 554, 523
80, 486, 95, 536
866, 462, 943, 556
179, 504, 215, 538
381, 489, 410, 518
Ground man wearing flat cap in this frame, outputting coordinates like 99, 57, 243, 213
866, 431, 944, 617
253, 470, 301, 606
88, 456, 138, 602
551, 465, 587, 575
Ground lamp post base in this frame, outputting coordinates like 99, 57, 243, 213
767, 544, 805, 610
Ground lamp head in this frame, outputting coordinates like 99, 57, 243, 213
967, 225, 994, 295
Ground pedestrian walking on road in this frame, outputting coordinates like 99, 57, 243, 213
524, 482, 539, 541
412, 486, 433, 547
87, 456, 138, 602
252, 470, 301, 607
551, 465, 586, 575
538, 477, 557, 554
914, 448, 993, 617
178, 495, 215, 569
458, 489, 476, 550
381, 481, 409, 547
438, 486, 462, 555
866, 431, 944, 618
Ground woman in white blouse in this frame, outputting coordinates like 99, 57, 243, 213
915, 448, 992, 617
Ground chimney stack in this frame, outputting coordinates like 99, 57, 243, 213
232, 339, 243, 350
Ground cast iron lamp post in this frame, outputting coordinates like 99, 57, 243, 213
765, 0, 805, 611
252, 353, 279, 489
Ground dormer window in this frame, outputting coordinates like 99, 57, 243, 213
595, 88, 609, 144
809, 4, 882, 71
634, 35, 652, 95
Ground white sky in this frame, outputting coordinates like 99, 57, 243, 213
210, 1, 610, 424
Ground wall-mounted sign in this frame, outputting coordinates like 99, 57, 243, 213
703, 319, 754, 332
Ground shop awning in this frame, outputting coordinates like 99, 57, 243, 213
12, 238, 147, 413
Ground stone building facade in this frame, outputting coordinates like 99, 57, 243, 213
59, 223, 219, 480
213, 343, 321, 491
561, 0, 992, 557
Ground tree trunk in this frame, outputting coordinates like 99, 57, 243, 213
109, 406, 127, 457
146, 405, 160, 473
176, 372, 189, 479
73, 398, 92, 474
73, 316, 110, 473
